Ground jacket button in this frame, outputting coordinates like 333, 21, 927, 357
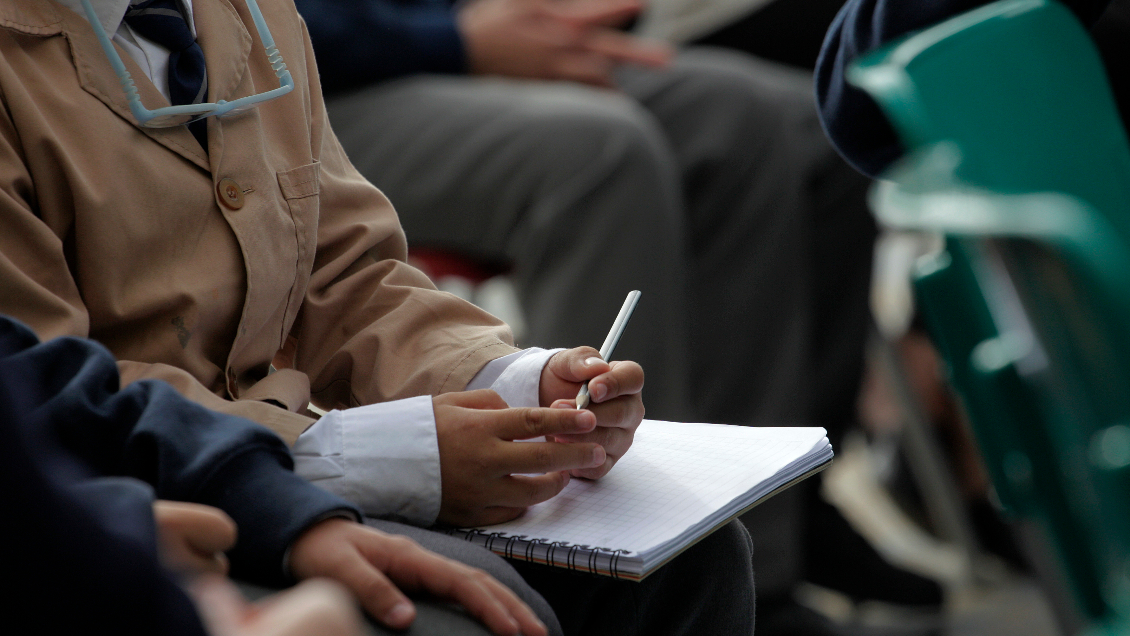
217, 178, 245, 210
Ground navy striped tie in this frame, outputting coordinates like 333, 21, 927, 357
123, 0, 209, 148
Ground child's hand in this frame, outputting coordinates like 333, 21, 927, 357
153, 500, 237, 576
190, 574, 362, 636
539, 346, 645, 479
289, 518, 548, 636
434, 389, 604, 527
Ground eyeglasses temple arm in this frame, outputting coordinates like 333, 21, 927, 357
243, 0, 295, 93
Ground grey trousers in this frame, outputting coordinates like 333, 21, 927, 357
328, 46, 874, 595
361, 517, 755, 636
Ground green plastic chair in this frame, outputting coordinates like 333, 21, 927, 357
847, 0, 1130, 631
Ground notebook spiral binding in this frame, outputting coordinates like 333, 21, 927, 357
451, 528, 632, 579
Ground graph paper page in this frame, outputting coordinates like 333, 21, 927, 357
476, 421, 829, 555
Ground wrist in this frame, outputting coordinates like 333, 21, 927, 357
285, 511, 361, 581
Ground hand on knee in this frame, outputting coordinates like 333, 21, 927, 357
289, 517, 548, 636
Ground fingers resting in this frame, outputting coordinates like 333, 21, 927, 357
361, 530, 548, 636
498, 438, 605, 474
494, 404, 596, 440
153, 501, 237, 576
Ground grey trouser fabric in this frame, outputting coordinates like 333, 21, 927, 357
510, 519, 755, 636
364, 517, 755, 636
328, 46, 874, 595
363, 517, 557, 636
238, 579, 500, 636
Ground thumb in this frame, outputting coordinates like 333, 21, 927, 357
546, 347, 609, 383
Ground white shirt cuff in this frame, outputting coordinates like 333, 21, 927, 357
292, 395, 441, 526
292, 348, 561, 527
466, 347, 562, 407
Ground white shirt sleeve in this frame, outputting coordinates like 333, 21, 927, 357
291, 347, 562, 526
292, 396, 441, 525
465, 347, 562, 407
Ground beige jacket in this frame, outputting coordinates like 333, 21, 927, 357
0, 0, 517, 443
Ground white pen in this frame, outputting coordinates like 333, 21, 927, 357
575, 290, 642, 409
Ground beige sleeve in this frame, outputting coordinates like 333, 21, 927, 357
117, 361, 315, 445
287, 19, 519, 412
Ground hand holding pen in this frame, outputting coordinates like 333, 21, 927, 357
538, 291, 645, 479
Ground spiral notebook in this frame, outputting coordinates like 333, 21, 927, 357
447, 421, 833, 581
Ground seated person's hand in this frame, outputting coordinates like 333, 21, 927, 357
154, 500, 238, 576
289, 518, 547, 636
457, 0, 672, 87
190, 574, 363, 636
539, 346, 645, 479
434, 389, 606, 526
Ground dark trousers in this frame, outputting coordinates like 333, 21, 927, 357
362, 518, 756, 636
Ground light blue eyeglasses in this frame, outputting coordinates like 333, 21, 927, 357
81, 0, 294, 127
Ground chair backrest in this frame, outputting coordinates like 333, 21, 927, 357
848, 0, 1130, 629
850, 0, 1130, 236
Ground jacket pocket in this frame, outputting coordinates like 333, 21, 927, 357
276, 162, 321, 344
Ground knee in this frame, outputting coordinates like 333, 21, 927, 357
710, 519, 756, 573
512, 87, 678, 183
505, 88, 684, 237
676, 48, 815, 114
676, 520, 756, 630
676, 520, 755, 592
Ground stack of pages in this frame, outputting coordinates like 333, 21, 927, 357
448, 420, 833, 580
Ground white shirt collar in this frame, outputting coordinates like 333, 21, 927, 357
56, 0, 196, 37
56, 0, 134, 36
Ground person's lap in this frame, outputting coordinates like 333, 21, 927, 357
238, 578, 499, 636
363, 517, 754, 636
327, 47, 872, 606
362, 517, 562, 635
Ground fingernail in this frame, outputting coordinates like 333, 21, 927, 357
591, 446, 606, 466
384, 601, 415, 625
591, 383, 607, 401
553, 400, 574, 409
584, 356, 602, 366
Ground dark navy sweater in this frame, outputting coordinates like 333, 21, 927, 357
0, 315, 360, 632
297, 0, 465, 93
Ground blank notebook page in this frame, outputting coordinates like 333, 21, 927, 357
480, 421, 829, 554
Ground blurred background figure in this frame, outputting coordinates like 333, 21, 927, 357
294, 0, 874, 425
291, 0, 961, 631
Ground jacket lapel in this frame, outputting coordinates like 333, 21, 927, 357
0, 0, 64, 34
60, 0, 251, 171
193, 0, 252, 111
192, 0, 252, 169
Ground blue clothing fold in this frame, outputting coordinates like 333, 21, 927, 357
0, 344, 207, 634
0, 315, 360, 589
